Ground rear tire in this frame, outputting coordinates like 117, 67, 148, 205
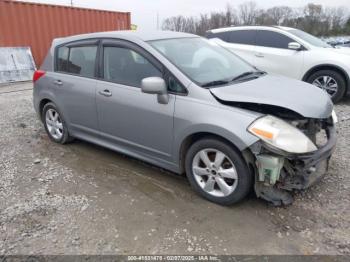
306, 70, 346, 103
42, 102, 73, 144
185, 138, 253, 205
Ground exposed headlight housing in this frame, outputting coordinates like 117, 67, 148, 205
248, 115, 317, 154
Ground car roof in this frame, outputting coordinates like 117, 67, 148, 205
208, 25, 296, 33
53, 30, 198, 46
275, 26, 297, 31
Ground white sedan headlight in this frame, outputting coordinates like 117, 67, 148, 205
248, 115, 317, 154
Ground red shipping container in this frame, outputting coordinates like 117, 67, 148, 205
0, 0, 131, 66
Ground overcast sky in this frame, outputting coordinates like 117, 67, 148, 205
23, 0, 350, 30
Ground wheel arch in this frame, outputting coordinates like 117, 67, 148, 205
39, 98, 53, 120
178, 132, 248, 174
302, 64, 349, 92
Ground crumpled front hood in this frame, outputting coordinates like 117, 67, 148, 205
210, 75, 333, 119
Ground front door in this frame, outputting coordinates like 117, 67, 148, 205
253, 30, 304, 79
96, 40, 175, 161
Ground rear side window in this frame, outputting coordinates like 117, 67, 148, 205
256, 30, 293, 49
207, 31, 231, 42
208, 30, 256, 45
56, 45, 97, 78
67, 46, 97, 77
103, 46, 161, 87
227, 30, 256, 45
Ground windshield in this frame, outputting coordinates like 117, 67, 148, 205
149, 37, 257, 87
287, 29, 331, 48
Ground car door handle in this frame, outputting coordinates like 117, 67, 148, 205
98, 89, 112, 97
53, 80, 63, 86
255, 53, 264, 58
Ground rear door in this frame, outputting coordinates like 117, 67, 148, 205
95, 39, 175, 161
209, 30, 257, 65
51, 40, 99, 135
253, 30, 304, 79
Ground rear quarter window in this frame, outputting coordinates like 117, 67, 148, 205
56, 46, 69, 72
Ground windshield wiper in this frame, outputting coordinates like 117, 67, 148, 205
201, 80, 230, 87
231, 71, 265, 82
201, 71, 266, 87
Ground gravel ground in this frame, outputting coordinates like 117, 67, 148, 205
0, 82, 349, 255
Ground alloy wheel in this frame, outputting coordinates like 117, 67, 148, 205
312, 75, 338, 97
45, 108, 63, 140
192, 148, 238, 197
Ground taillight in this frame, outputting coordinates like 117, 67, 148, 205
33, 70, 46, 82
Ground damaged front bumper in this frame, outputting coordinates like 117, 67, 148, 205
250, 125, 337, 206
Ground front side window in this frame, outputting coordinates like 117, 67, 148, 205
103, 46, 162, 87
149, 37, 255, 87
256, 30, 293, 49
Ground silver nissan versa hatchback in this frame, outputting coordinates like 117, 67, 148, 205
33, 31, 337, 206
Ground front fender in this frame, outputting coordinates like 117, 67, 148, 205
172, 96, 261, 166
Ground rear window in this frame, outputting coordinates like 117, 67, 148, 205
56, 45, 97, 78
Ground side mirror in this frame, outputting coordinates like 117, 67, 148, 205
288, 42, 302, 51
141, 77, 169, 104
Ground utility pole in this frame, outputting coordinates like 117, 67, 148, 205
70, 0, 73, 7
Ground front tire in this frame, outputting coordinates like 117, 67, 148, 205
185, 138, 253, 205
306, 70, 346, 103
42, 102, 73, 144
